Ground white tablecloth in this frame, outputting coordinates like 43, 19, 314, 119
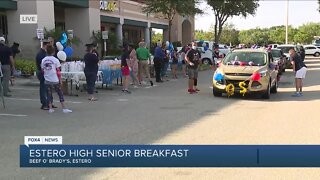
61, 71, 103, 86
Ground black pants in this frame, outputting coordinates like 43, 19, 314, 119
84, 71, 97, 95
153, 58, 162, 82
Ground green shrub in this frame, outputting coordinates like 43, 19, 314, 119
15, 59, 37, 75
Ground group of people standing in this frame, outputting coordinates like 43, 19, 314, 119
119, 40, 203, 94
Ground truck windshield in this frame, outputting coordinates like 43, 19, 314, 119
223, 51, 267, 66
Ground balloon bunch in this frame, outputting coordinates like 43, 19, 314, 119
214, 72, 223, 81
56, 32, 73, 61
224, 72, 261, 97
225, 84, 235, 97
199, 40, 208, 51
165, 41, 174, 51
239, 81, 247, 96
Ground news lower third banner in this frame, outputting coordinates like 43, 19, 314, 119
20, 145, 320, 167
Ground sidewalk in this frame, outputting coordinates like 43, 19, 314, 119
12, 76, 39, 87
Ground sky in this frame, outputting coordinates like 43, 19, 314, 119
195, 0, 320, 31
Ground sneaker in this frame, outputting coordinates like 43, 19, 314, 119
48, 109, 55, 113
133, 85, 138, 88
188, 89, 196, 94
299, 92, 303, 96
150, 81, 154, 86
122, 89, 132, 94
41, 106, 49, 110
194, 88, 200, 92
291, 92, 302, 97
63, 109, 72, 113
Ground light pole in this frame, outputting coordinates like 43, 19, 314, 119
285, 0, 289, 44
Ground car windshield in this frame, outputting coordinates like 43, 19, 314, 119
271, 50, 281, 58
223, 51, 267, 66
277, 46, 294, 53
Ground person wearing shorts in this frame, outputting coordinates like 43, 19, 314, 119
121, 44, 131, 94
289, 49, 307, 97
185, 43, 201, 94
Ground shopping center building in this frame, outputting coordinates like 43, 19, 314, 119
0, 0, 194, 58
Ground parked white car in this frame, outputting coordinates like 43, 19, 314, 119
303, 45, 320, 56
218, 44, 230, 57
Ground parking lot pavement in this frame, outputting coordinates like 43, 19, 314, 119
1, 57, 320, 179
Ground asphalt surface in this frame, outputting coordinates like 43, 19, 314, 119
1, 57, 320, 180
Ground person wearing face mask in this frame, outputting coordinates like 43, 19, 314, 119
185, 42, 201, 94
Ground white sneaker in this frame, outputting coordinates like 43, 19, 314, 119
48, 109, 55, 113
63, 109, 73, 113
133, 85, 138, 88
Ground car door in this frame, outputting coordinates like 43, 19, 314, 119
305, 46, 316, 55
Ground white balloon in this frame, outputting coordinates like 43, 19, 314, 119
202, 43, 206, 47
165, 41, 170, 47
56, 42, 64, 51
57, 51, 67, 61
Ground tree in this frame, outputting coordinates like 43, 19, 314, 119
218, 23, 239, 46
151, 31, 163, 43
143, 0, 202, 42
206, 0, 259, 43
195, 30, 213, 41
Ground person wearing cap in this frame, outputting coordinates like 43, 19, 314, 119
84, 43, 99, 101
41, 45, 72, 113
36, 39, 52, 109
0, 37, 14, 97
120, 43, 131, 94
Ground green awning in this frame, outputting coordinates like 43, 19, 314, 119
101, 15, 120, 24
54, 0, 89, 8
150, 23, 168, 29
0, 0, 17, 10
124, 19, 147, 27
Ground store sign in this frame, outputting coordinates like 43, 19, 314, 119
102, 31, 108, 40
36, 28, 44, 40
100, 1, 117, 12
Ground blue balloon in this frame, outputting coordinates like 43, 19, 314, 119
60, 32, 68, 47
204, 46, 208, 51
214, 73, 223, 81
169, 43, 174, 50
199, 40, 204, 44
64, 46, 73, 57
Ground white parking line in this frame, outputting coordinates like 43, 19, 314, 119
145, 85, 158, 89
11, 87, 38, 91
0, 113, 28, 117
7, 98, 83, 104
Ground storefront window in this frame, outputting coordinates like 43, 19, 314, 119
55, 22, 65, 31
0, 14, 8, 37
